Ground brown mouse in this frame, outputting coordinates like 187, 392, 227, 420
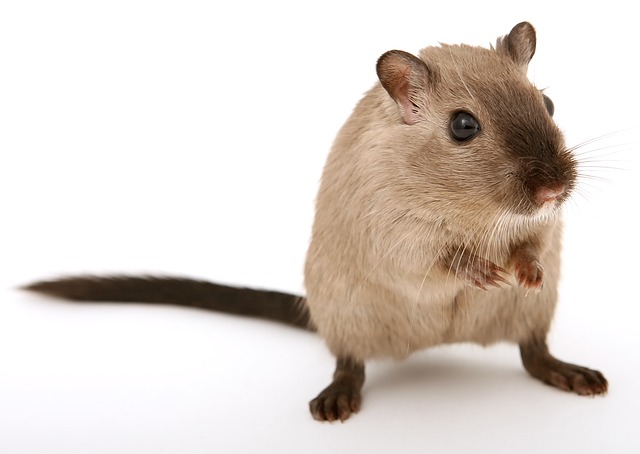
24, 21, 608, 423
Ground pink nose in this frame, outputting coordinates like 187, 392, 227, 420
535, 184, 565, 206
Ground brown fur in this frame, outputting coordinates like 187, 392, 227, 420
25, 276, 312, 329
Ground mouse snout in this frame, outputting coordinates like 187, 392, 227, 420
533, 183, 565, 207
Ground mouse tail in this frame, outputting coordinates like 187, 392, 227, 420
23, 275, 313, 331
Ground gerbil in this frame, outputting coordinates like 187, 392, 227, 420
25, 22, 608, 422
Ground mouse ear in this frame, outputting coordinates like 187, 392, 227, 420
496, 22, 536, 67
376, 50, 431, 125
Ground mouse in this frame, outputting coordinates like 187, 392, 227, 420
24, 21, 608, 423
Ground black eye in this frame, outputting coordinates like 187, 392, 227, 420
542, 94, 554, 117
450, 111, 480, 141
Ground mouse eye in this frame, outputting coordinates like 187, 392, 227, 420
450, 111, 480, 141
542, 94, 554, 117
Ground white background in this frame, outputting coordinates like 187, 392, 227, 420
1, 1, 638, 453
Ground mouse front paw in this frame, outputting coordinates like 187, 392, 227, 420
514, 256, 544, 289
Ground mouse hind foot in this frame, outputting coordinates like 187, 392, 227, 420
309, 356, 365, 422
519, 337, 608, 396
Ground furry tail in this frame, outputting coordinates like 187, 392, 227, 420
23, 275, 313, 330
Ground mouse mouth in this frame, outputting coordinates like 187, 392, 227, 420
499, 175, 573, 221
531, 181, 569, 215
499, 196, 564, 228
519, 187, 568, 218
533, 197, 562, 219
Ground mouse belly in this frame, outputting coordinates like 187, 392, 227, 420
309, 282, 558, 361
439, 284, 558, 346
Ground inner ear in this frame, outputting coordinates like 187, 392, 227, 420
496, 21, 537, 67
376, 50, 431, 125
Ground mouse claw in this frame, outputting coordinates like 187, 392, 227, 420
491, 272, 511, 287
450, 254, 510, 291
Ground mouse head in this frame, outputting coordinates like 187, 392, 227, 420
375, 22, 577, 225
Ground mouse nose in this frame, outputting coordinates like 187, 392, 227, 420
534, 184, 565, 206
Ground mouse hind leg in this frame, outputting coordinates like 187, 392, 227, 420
519, 336, 608, 395
309, 356, 365, 422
